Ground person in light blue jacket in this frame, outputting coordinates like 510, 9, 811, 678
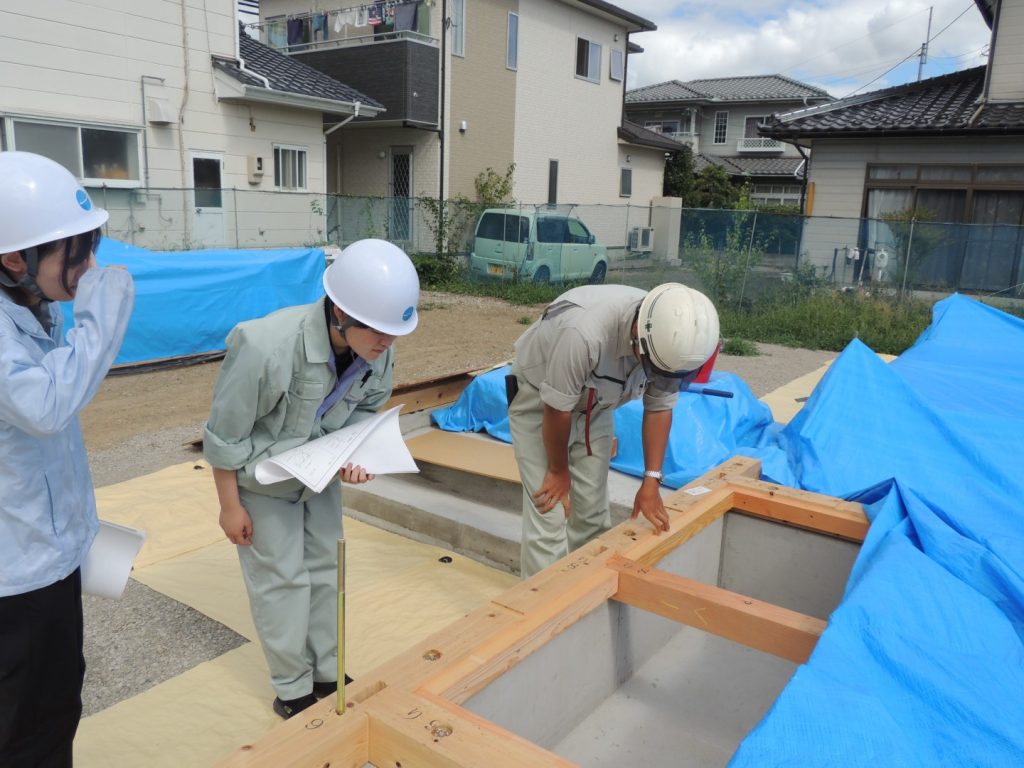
0, 152, 134, 767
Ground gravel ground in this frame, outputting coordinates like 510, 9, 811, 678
79, 292, 836, 717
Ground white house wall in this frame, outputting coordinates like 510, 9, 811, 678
2, 0, 330, 249
513, 0, 631, 205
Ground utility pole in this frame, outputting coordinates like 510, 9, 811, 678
917, 6, 934, 81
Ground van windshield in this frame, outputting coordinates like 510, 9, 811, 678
478, 212, 528, 243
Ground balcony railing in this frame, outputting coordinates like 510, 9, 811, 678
737, 137, 784, 153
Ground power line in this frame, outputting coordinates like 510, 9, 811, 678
846, 3, 978, 97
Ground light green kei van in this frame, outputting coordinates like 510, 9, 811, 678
468, 208, 608, 283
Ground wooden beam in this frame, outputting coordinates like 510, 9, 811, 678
726, 476, 868, 542
216, 706, 369, 767
367, 689, 574, 768
407, 430, 520, 483
608, 555, 826, 664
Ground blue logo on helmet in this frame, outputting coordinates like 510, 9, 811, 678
76, 190, 93, 211
402, 306, 414, 321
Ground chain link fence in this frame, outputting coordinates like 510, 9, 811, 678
93, 186, 1024, 301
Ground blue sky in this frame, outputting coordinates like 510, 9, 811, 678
613, 1, 992, 98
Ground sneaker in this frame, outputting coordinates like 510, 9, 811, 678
312, 675, 353, 699
272, 693, 318, 719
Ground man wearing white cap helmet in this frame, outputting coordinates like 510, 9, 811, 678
508, 283, 719, 578
0, 151, 134, 765
204, 238, 419, 719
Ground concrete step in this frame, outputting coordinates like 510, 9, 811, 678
345, 424, 646, 576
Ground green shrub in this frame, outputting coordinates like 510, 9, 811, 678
721, 337, 758, 356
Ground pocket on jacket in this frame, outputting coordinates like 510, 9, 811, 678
279, 377, 323, 438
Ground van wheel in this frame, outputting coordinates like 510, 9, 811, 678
589, 262, 607, 284
533, 266, 550, 283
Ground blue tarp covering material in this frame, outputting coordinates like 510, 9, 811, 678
431, 295, 1024, 765
61, 239, 325, 365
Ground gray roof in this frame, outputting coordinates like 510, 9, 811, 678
618, 121, 685, 151
627, 75, 831, 105
694, 154, 803, 178
761, 66, 1024, 139
213, 28, 382, 110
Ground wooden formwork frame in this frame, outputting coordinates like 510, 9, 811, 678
219, 456, 867, 768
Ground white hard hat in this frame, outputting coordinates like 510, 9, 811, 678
323, 239, 419, 336
0, 151, 109, 253
637, 283, 720, 374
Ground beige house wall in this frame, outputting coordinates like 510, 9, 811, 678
988, 0, 1024, 100
799, 136, 1024, 272
513, 0, 631, 205
448, 0, 517, 200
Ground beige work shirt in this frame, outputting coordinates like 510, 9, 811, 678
513, 285, 678, 414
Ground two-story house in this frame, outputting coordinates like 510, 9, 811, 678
625, 75, 833, 207
0, 0, 382, 249
255, 0, 668, 245
760, 0, 1024, 294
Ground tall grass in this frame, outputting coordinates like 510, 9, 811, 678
721, 291, 933, 355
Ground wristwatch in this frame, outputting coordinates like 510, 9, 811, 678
643, 470, 664, 483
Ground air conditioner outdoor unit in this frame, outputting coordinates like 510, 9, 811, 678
628, 226, 654, 253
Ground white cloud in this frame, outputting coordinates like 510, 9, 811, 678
614, 0, 991, 97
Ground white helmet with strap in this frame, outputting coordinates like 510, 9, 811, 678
322, 238, 419, 336
0, 151, 108, 297
637, 283, 719, 375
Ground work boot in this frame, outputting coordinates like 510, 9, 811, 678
312, 675, 354, 699
272, 693, 318, 719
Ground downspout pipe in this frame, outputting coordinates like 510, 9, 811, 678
236, 23, 271, 89
323, 103, 361, 197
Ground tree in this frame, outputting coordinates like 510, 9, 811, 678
690, 165, 740, 209
663, 146, 695, 201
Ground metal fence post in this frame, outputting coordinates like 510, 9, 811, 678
900, 217, 916, 297
738, 211, 759, 307
233, 187, 240, 249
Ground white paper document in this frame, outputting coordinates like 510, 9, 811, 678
254, 405, 418, 493
82, 520, 147, 599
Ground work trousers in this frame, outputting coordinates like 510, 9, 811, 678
0, 569, 85, 768
508, 373, 615, 579
237, 482, 342, 701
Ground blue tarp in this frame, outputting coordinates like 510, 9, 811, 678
61, 239, 325, 365
431, 295, 1024, 765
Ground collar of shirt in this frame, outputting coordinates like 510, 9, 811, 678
301, 296, 333, 365
613, 299, 642, 363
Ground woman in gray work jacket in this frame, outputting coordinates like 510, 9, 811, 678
203, 239, 419, 720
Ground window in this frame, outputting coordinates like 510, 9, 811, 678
537, 218, 565, 243
610, 49, 624, 82
274, 145, 308, 190
8, 118, 140, 185
620, 168, 632, 198
644, 120, 681, 135
567, 219, 592, 244
452, 0, 465, 57
714, 111, 728, 144
548, 160, 559, 205
744, 116, 767, 139
506, 12, 518, 70
575, 38, 601, 82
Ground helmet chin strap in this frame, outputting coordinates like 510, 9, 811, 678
0, 246, 50, 303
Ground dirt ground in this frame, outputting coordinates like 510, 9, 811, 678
80, 289, 835, 485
